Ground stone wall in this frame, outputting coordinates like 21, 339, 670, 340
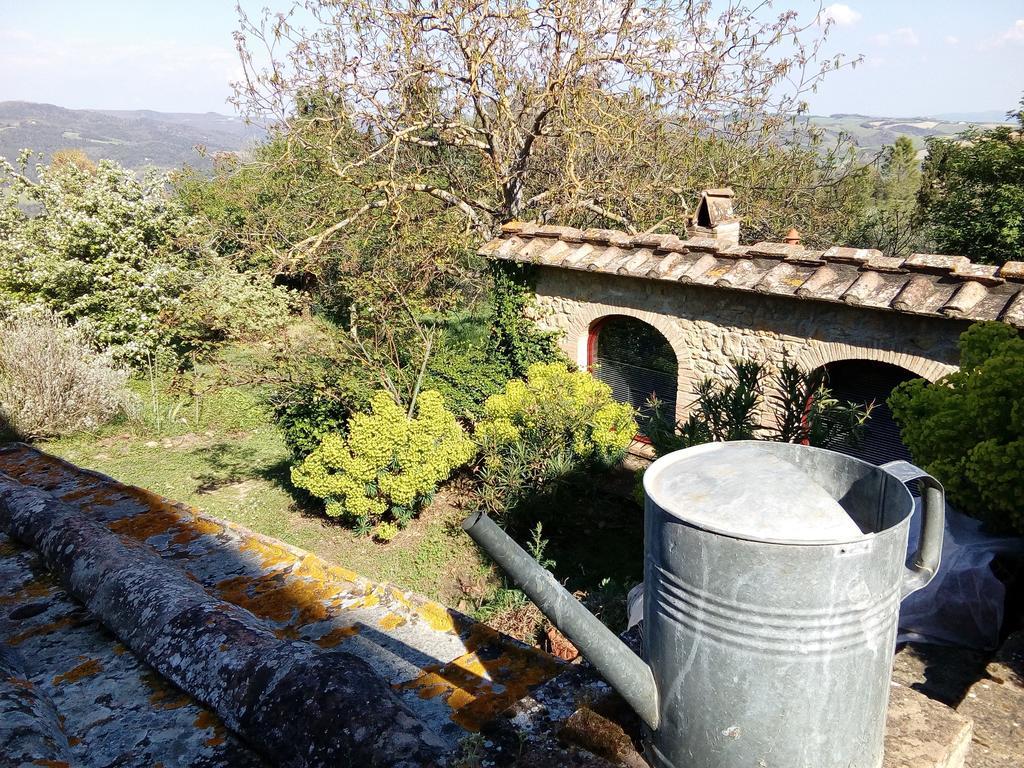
532, 266, 966, 422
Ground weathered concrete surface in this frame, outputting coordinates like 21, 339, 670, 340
957, 668, 1024, 767
985, 630, 1024, 689
0, 474, 447, 767
0, 443, 565, 750
0, 641, 74, 767
884, 683, 974, 768
1, 530, 266, 767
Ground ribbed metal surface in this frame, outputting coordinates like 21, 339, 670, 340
640, 442, 944, 768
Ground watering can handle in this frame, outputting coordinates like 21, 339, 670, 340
880, 460, 945, 599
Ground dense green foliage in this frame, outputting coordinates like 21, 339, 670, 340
422, 344, 509, 420
474, 363, 637, 527
0, 154, 293, 364
291, 390, 475, 536
890, 323, 1024, 534
645, 360, 872, 456
847, 136, 923, 257
487, 263, 564, 378
917, 101, 1024, 264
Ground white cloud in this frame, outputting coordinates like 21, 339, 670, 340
988, 19, 1024, 47
819, 4, 862, 27
872, 27, 920, 47
945, 35, 959, 46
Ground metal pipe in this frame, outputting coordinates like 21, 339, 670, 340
462, 511, 660, 730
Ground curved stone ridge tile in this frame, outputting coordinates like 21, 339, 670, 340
487, 223, 1024, 328
0, 475, 447, 768
1, 531, 267, 768
0, 444, 565, 745
0, 641, 74, 767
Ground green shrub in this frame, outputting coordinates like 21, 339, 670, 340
0, 155, 292, 365
290, 390, 475, 533
0, 308, 135, 438
423, 344, 509, 420
474, 362, 637, 525
889, 322, 1024, 534
644, 359, 872, 456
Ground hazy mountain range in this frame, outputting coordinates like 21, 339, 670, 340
804, 112, 1014, 160
0, 101, 264, 173
0, 101, 1015, 173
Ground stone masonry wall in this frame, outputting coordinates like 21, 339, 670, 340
532, 267, 966, 422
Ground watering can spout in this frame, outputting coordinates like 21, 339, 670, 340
461, 511, 660, 730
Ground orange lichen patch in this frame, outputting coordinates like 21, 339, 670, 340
213, 571, 342, 629
193, 709, 228, 747
388, 587, 414, 610
312, 624, 361, 648
0, 577, 57, 605
31, 760, 71, 767
59, 485, 108, 504
7, 615, 78, 645
413, 601, 462, 634
108, 507, 188, 544
52, 658, 103, 686
340, 591, 380, 611
0, 452, 69, 487
293, 553, 360, 587
6, 676, 34, 690
141, 671, 192, 711
112, 642, 128, 655
397, 624, 564, 731
237, 535, 296, 570
67, 737, 81, 747
378, 612, 407, 631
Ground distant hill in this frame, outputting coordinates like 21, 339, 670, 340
803, 113, 1013, 161
2, 101, 1012, 173
0, 101, 265, 173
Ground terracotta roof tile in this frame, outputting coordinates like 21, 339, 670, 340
942, 281, 989, 317
481, 224, 1024, 328
1002, 290, 1024, 325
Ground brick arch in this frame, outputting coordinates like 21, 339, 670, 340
792, 341, 955, 383
562, 304, 693, 421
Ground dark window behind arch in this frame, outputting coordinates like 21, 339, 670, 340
819, 359, 918, 466
588, 316, 678, 432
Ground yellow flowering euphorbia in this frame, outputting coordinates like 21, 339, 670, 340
291, 390, 475, 532
476, 362, 637, 465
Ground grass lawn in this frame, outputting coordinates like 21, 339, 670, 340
28, 340, 646, 640
38, 358, 491, 609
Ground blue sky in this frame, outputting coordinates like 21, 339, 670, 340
0, 1, 1021, 118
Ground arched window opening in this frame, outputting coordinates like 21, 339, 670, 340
588, 316, 678, 434
818, 360, 919, 466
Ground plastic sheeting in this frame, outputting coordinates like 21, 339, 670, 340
899, 499, 1023, 650
626, 500, 1024, 651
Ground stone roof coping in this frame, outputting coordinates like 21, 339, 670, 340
484, 224, 1024, 328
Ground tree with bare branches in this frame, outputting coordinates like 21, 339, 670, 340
232, 0, 855, 266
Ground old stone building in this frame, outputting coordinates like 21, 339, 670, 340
481, 191, 1024, 463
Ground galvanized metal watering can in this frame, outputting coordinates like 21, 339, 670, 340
462, 441, 944, 768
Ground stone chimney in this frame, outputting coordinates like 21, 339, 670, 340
687, 188, 740, 246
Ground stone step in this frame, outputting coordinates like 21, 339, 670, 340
957, 630, 1024, 768
0, 443, 565, 748
885, 683, 974, 768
